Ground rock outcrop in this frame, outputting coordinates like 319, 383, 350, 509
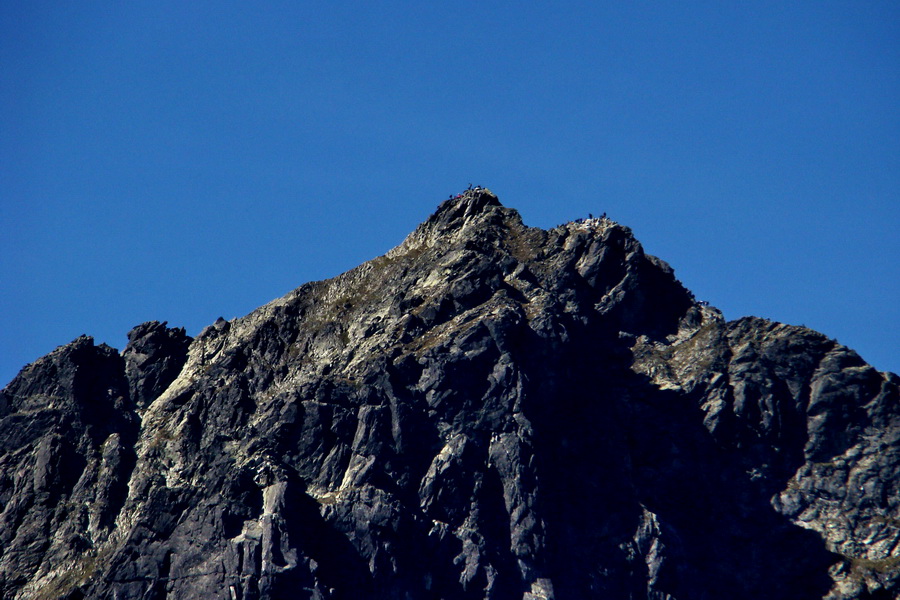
1, 189, 897, 599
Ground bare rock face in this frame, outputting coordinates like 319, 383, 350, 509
1, 190, 898, 600
123, 321, 191, 410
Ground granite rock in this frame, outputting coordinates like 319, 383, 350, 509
1, 190, 897, 599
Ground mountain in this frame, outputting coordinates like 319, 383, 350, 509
1, 189, 898, 600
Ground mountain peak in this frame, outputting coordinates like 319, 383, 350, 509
434, 186, 502, 220
1, 189, 897, 600
402, 187, 506, 244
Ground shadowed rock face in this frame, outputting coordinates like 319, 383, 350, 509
1, 190, 898, 600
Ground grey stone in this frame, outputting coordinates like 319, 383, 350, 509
1, 189, 897, 599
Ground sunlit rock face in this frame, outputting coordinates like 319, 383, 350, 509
2, 189, 898, 600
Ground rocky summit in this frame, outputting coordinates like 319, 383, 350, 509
2, 189, 898, 600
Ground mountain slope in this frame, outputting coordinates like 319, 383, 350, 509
1, 190, 898, 600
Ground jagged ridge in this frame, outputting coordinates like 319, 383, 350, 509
1, 189, 898, 600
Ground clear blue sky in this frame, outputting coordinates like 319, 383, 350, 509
2, 1, 898, 385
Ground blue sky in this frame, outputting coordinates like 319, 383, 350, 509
2, 1, 898, 385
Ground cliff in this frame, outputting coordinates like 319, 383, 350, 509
1, 190, 898, 599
